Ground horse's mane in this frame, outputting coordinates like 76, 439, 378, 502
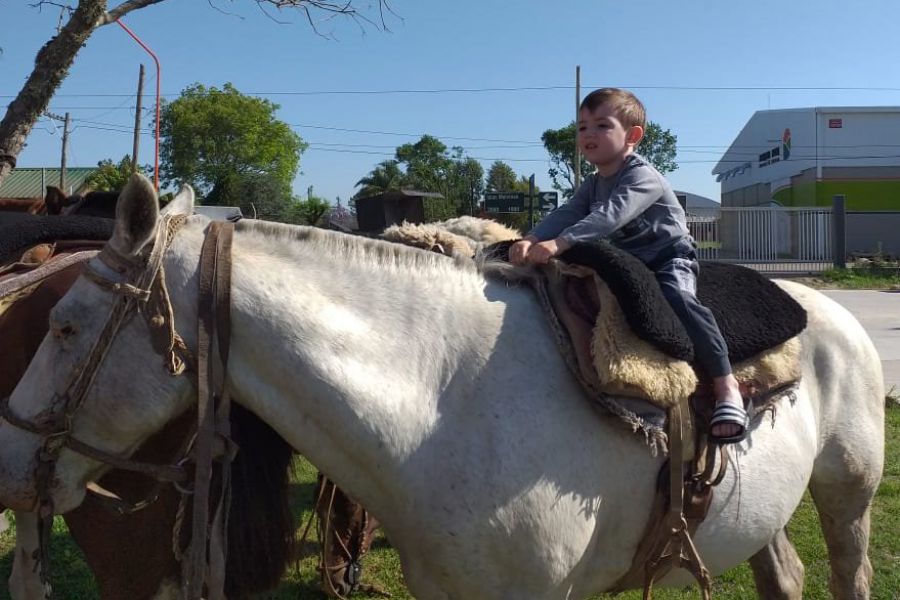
225, 402, 296, 596
235, 219, 480, 276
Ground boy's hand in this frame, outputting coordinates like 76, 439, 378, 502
525, 238, 570, 265
509, 237, 537, 265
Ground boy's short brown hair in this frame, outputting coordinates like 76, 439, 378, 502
580, 88, 646, 130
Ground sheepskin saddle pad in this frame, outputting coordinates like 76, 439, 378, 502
479, 238, 806, 410
553, 240, 807, 408
0, 213, 113, 267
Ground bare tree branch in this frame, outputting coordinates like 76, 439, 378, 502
98, 0, 167, 25
0, 0, 398, 186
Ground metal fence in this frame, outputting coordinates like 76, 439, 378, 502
686, 206, 834, 273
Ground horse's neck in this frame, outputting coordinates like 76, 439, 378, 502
224, 236, 497, 509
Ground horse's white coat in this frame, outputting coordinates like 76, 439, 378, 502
0, 177, 885, 599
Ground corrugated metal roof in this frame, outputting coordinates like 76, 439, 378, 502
0, 167, 98, 199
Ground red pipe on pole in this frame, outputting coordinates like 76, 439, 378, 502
115, 19, 161, 191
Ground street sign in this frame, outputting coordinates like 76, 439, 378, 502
538, 191, 559, 211
484, 191, 525, 213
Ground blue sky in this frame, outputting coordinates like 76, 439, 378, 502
4, 0, 900, 204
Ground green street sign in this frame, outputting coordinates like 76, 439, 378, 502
484, 192, 526, 213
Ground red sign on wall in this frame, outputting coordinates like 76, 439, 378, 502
828, 118, 843, 128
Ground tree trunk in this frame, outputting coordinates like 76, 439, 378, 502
0, 1, 107, 187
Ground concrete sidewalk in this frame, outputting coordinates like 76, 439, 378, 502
822, 290, 900, 393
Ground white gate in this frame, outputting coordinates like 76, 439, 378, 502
687, 206, 833, 273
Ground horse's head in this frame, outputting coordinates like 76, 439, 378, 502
314, 474, 381, 598
0, 174, 198, 513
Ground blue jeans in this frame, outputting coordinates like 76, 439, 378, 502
653, 244, 732, 378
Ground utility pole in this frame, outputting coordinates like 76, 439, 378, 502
132, 64, 145, 173
528, 173, 536, 230
574, 65, 582, 191
60, 112, 70, 191
44, 110, 71, 191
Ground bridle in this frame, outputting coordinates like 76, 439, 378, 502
0, 214, 236, 600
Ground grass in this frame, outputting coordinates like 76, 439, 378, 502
2, 402, 899, 599
813, 264, 900, 290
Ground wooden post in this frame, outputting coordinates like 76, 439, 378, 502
574, 65, 582, 191
132, 64, 145, 173
60, 112, 70, 191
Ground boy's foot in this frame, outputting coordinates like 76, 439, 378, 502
710, 396, 749, 444
710, 374, 749, 443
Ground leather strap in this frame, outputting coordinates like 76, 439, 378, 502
184, 221, 235, 600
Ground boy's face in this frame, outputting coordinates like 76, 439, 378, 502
577, 103, 643, 169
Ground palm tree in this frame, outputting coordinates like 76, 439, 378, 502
354, 160, 407, 198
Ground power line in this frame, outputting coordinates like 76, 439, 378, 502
14, 83, 900, 99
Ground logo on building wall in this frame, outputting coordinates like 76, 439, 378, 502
759, 127, 792, 168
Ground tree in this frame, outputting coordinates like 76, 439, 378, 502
541, 123, 592, 199
354, 160, 406, 198
85, 154, 144, 191
636, 122, 678, 176
485, 161, 517, 192
205, 171, 293, 221
0, 0, 394, 187
282, 195, 332, 226
160, 83, 306, 200
541, 120, 678, 198
395, 135, 454, 195
449, 154, 484, 216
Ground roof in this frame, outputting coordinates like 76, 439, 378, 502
194, 205, 243, 222
713, 106, 900, 174
356, 189, 445, 202
0, 167, 98, 199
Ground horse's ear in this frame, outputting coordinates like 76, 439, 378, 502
161, 184, 195, 217
110, 173, 159, 257
44, 186, 67, 214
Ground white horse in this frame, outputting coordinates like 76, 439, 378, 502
0, 176, 885, 599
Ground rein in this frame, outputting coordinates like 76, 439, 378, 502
0, 215, 236, 600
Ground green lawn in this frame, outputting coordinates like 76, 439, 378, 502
2, 402, 898, 599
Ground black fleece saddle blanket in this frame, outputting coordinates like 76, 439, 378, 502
560, 241, 807, 364
0, 213, 114, 264
485, 239, 808, 364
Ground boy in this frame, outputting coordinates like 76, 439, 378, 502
509, 88, 748, 443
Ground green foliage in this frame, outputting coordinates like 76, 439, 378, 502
818, 264, 900, 289
541, 122, 592, 199
486, 161, 517, 192
637, 122, 678, 175
282, 195, 332, 226
423, 196, 457, 222
355, 136, 486, 217
541, 120, 678, 198
85, 155, 142, 192
204, 171, 292, 221
159, 82, 306, 197
355, 160, 405, 198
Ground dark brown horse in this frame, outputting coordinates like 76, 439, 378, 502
0, 232, 296, 598
1, 202, 379, 597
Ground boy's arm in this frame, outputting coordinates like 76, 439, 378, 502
556, 165, 662, 247
527, 176, 593, 241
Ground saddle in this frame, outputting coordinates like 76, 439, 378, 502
485, 239, 807, 598
0, 214, 113, 315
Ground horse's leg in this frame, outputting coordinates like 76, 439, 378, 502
8, 511, 46, 600
748, 527, 804, 600
809, 471, 878, 600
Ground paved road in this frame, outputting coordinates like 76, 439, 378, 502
822, 290, 900, 393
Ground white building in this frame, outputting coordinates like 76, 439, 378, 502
713, 107, 900, 211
